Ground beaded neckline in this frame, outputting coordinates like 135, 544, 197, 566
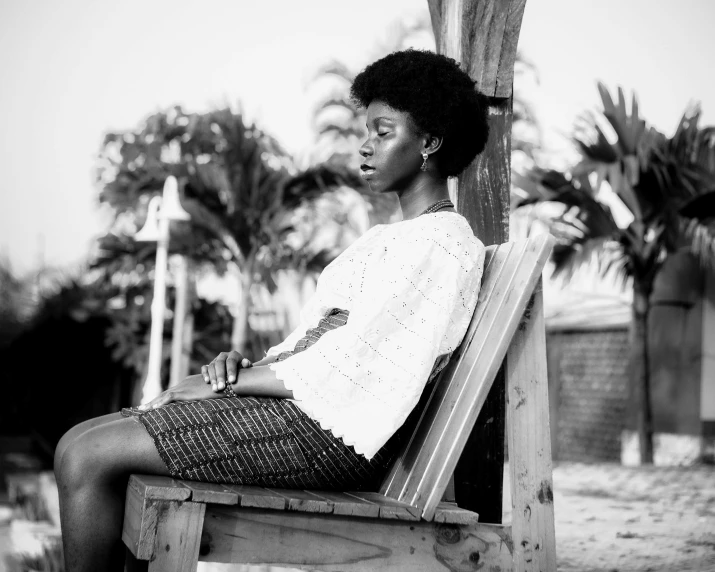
418, 199, 454, 217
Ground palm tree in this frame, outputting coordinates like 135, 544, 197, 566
513, 84, 715, 463
95, 105, 366, 365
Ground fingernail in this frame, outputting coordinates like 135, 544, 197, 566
228, 375, 236, 382
212, 384, 217, 391
218, 382, 225, 390
204, 376, 209, 382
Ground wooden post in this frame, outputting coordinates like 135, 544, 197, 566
506, 281, 557, 569
428, 0, 526, 523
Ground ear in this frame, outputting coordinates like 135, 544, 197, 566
421, 134, 443, 156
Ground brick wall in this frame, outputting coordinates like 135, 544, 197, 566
547, 328, 630, 462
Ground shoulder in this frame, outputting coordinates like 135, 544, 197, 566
395, 213, 484, 262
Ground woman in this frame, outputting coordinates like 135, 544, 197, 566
54, 49, 489, 571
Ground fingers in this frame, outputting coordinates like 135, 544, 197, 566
137, 390, 175, 411
226, 351, 250, 384
204, 351, 253, 393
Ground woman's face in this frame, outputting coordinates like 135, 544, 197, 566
358, 100, 425, 193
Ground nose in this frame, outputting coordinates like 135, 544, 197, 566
358, 139, 373, 158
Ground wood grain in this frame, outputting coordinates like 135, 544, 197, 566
122, 480, 158, 560
433, 502, 480, 525
346, 491, 422, 521
199, 506, 513, 571
429, 0, 526, 98
148, 501, 205, 572
128, 475, 191, 502
264, 488, 334, 514
179, 481, 239, 505
306, 490, 381, 518
227, 485, 287, 510
506, 281, 557, 570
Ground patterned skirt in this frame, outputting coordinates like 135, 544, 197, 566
122, 309, 404, 490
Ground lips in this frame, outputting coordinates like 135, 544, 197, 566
360, 164, 376, 178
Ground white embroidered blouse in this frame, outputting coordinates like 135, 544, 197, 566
267, 212, 485, 459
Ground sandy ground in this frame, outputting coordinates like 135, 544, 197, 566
1, 462, 714, 571
537, 462, 715, 572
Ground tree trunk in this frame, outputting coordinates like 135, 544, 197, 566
428, 0, 526, 523
231, 251, 256, 354
632, 280, 654, 464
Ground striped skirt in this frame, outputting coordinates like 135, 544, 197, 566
122, 309, 403, 490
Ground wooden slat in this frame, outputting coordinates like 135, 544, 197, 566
180, 481, 239, 505
433, 502, 479, 526
129, 475, 191, 502
506, 281, 557, 569
227, 485, 286, 510
380, 235, 554, 521
380, 242, 511, 498
380, 241, 516, 498
263, 488, 333, 514
306, 490, 381, 518
199, 506, 513, 570
346, 492, 421, 521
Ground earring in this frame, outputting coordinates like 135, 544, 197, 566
420, 152, 428, 172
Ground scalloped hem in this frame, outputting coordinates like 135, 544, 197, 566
270, 363, 381, 460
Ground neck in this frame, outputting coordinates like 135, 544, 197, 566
396, 173, 451, 221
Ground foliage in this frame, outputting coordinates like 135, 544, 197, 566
308, 14, 542, 186
513, 83, 715, 463
93, 105, 368, 377
0, 258, 32, 346
514, 84, 715, 285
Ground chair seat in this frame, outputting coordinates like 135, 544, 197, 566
128, 475, 479, 525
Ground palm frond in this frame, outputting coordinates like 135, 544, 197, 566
310, 61, 355, 85
597, 82, 647, 155
681, 217, 715, 270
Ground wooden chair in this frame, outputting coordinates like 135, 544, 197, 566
123, 234, 556, 572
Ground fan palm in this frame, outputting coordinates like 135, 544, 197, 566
513, 83, 715, 463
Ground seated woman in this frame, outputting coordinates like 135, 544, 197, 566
54, 49, 489, 571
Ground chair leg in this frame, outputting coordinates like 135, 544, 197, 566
506, 279, 557, 570
147, 501, 206, 572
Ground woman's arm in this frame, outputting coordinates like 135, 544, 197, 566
231, 364, 293, 399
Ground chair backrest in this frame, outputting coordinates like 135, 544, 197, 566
379, 234, 554, 520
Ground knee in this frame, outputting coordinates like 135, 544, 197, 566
57, 431, 112, 492
54, 425, 80, 480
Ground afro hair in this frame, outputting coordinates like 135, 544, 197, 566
350, 49, 490, 178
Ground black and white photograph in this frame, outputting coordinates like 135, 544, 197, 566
0, 1, 714, 570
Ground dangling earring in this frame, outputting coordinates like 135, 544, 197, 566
420, 151, 428, 172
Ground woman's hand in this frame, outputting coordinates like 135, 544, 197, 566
138, 374, 219, 410
202, 350, 253, 393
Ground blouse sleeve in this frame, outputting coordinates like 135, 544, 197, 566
270, 226, 484, 459
265, 323, 307, 358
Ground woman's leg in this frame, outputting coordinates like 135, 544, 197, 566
54, 412, 124, 479
57, 415, 170, 572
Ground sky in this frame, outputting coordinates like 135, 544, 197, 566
1, 0, 714, 275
